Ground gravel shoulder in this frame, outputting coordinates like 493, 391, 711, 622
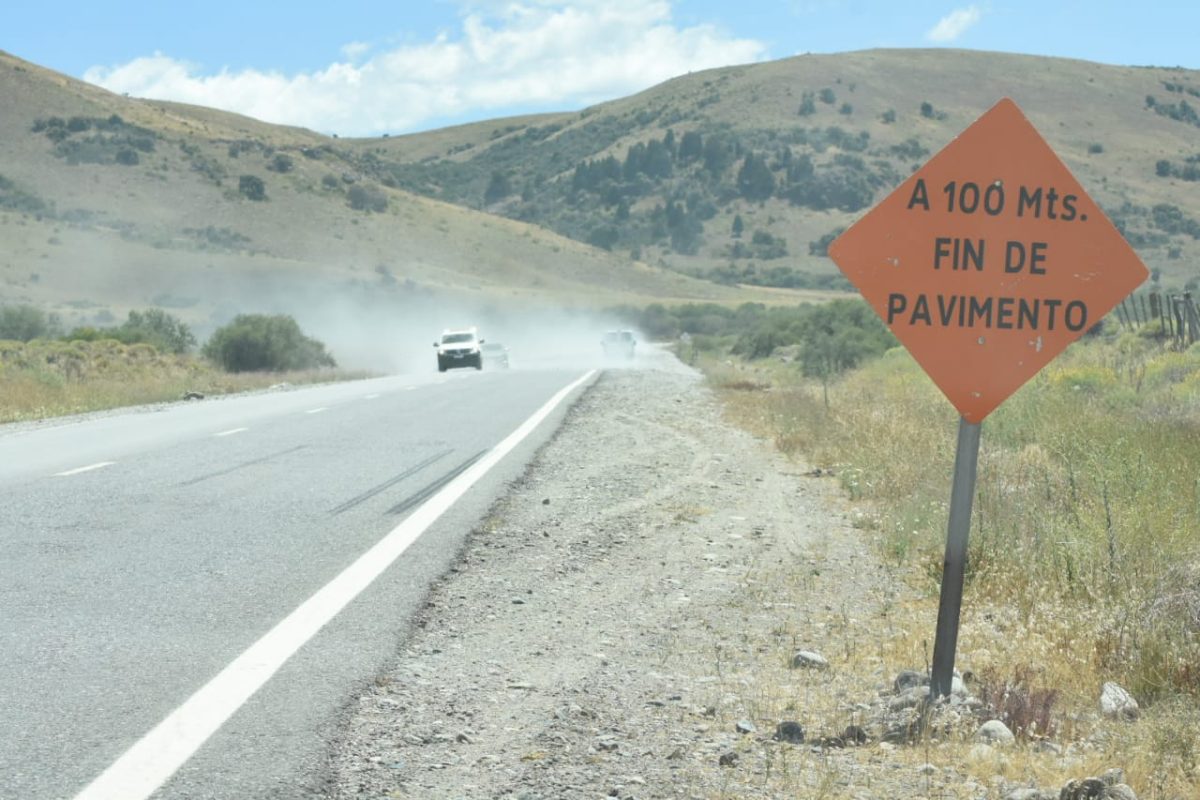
319, 354, 954, 799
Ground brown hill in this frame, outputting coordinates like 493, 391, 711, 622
3, 47, 1197, 364
363, 48, 1200, 291
0, 49, 808, 365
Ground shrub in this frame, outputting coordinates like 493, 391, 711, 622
238, 175, 266, 201
117, 309, 196, 354
0, 304, 62, 341
267, 154, 294, 173
203, 314, 335, 372
347, 184, 388, 212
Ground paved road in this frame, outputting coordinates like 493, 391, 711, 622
0, 368, 593, 799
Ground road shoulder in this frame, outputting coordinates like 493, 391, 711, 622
322, 361, 918, 799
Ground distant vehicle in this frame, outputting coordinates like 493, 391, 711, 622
434, 327, 484, 372
601, 329, 636, 360
480, 341, 510, 369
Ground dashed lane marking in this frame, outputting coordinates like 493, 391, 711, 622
54, 462, 115, 477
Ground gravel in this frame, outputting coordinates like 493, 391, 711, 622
316, 355, 1022, 798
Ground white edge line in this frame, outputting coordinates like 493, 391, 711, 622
72, 369, 597, 800
363, 394, 380, 400
305, 407, 328, 414
213, 428, 249, 437
55, 461, 115, 477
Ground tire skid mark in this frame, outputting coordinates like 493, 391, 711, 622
178, 445, 308, 487
329, 449, 453, 515
386, 450, 489, 517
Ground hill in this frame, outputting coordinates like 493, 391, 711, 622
359, 48, 1200, 292
0, 50, 810, 369
3, 48, 1198, 368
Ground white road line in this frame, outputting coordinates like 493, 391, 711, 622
363, 393, 380, 400
305, 407, 328, 414
72, 369, 597, 800
213, 428, 249, 437
404, 386, 418, 391
54, 462, 115, 477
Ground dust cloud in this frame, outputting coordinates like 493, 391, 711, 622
195, 276, 651, 375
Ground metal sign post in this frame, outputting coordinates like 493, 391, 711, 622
929, 417, 981, 698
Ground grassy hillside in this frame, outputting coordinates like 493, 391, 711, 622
0, 49, 808, 360
358, 49, 1200, 291
4, 48, 1197, 364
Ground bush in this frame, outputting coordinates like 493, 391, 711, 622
267, 154, 294, 173
0, 304, 62, 341
238, 175, 266, 201
117, 309, 196, 354
347, 184, 388, 212
203, 314, 335, 372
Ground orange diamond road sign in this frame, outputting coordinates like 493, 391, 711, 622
828, 98, 1148, 423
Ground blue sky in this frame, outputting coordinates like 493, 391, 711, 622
4, 1, 1197, 137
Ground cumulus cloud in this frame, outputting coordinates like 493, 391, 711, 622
83, 0, 766, 136
926, 5, 983, 43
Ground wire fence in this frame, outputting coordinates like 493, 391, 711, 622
1113, 290, 1200, 348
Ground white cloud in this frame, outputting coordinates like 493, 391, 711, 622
926, 5, 983, 43
82, 1, 766, 136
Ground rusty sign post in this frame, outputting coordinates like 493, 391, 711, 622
828, 98, 1149, 698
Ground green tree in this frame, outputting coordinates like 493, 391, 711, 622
0, 304, 61, 341
678, 130, 703, 161
732, 214, 744, 238
798, 299, 895, 381
484, 171, 513, 204
117, 308, 196, 354
203, 314, 336, 372
737, 153, 775, 201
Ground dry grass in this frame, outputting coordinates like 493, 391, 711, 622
699, 334, 1200, 798
0, 338, 361, 423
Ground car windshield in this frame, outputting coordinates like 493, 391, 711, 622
442, 333, 475, 344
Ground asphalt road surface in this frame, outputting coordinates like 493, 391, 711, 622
0, 367, 594, 799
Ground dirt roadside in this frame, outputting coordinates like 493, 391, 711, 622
318, 352, 969, 799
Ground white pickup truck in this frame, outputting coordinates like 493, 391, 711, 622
434, 327, 484, 372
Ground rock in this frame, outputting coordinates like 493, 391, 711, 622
735, 719, 756, 735
894, 670, 929, 692
888, 688, 925, 711
1099, 769, 1124, 787
597, 738, 619, 752
975, 720, 1016, 746
1105, 786, 1137, 800
791, 650, 829, 670
842, 724, 868, 745
772, 721, 805, 743
1005, 790, 1050, 800
1059, 777, 1108, 800
1033, 739, 1064, 755
1099, 682, 1139, 721
542, 498, 551, 505
182, 390, 205, 400
718, 751, 738, 767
